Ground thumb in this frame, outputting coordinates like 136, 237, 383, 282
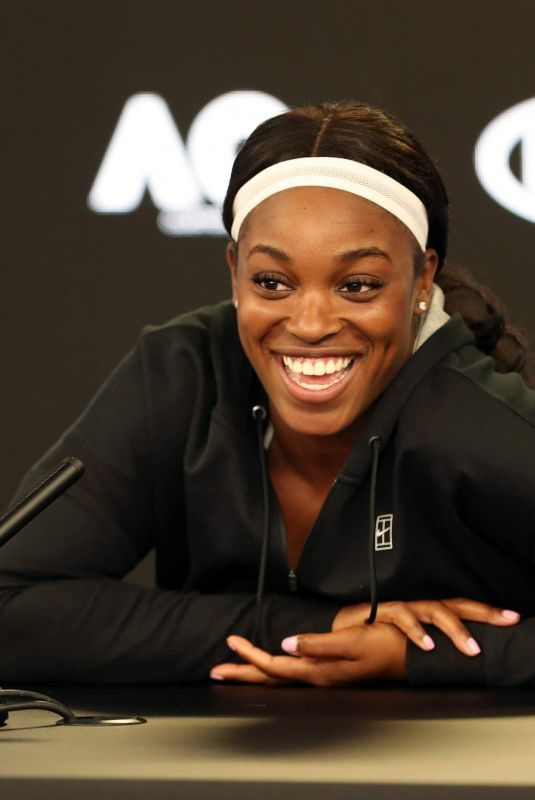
281, 628, 367, 659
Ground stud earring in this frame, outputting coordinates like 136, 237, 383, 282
418, 300, 428, 312
233, 299, 238, 310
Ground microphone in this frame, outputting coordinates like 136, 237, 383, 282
0, 457, 84, 727
0, 456, 145, 727
0, 457, 84, 548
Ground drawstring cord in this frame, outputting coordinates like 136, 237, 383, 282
249, 406, 383, 635
365, 435, 383, 625
251, 405, 269, 645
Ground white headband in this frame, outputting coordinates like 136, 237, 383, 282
231, 156, 428, 250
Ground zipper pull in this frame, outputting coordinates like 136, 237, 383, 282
288, 568, 298, 592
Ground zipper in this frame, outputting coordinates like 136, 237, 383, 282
272, 494, 299, 593
288, 568, 298, 593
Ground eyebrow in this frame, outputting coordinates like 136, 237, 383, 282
246, 244, 291, 262
246, 244, 391, 263
335, 247, 392, 263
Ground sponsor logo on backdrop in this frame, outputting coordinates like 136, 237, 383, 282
475, 97, 535, 223
88, 91, 288, 236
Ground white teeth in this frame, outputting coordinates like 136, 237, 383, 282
280, 354, 356, 392
281, 355, 353, 375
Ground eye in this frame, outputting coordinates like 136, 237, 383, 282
338, 276, 382, 297
252, 272, 292, 294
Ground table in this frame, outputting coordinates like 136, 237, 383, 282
2, 684, 535, 798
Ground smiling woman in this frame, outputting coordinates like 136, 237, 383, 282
1, 101, 534, 689
227, 187, 435, 438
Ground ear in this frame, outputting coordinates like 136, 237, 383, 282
226, 241, 239, 305
414, 249, 439, 311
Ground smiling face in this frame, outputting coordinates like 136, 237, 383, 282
227, 187, 437, 440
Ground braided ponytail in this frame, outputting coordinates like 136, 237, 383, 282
437, 268, 534, 387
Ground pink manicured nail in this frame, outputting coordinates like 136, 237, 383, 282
501, 610, 520, 621
210, 672, 225, 681
281, 635, 298, 654
422, 635, 435, 651
466, 637, 481, 655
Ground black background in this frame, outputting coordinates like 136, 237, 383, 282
2, 0, 535, 509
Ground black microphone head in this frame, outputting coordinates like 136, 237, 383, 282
64, 457, 85, 476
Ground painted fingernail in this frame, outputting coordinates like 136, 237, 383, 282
281, 635, 298, 654
210, 672, 225, 681
422, 635, 435, 651
501, 610, 520, 621
466, 637, 481, 655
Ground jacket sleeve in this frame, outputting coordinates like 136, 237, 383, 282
405, 365, 535, 687
407, 620, 535, 687
0, 341, 338, 684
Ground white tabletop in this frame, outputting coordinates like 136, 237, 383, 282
1, 685, 535, 799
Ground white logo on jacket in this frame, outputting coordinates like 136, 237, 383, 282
375, 515, 394, 551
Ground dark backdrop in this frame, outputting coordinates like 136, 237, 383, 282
2, 0, 535, 510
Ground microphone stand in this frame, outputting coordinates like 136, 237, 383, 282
0, 459, 146, 727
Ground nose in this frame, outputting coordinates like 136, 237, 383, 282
284, 290, 343, 343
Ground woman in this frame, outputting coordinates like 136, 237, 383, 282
0, 102, 533, 687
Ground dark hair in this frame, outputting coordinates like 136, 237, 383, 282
223, 101, 532, 383
437, 268, 534, 387
223, 101, 449, 266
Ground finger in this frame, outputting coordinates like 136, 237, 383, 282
372, 604, 436, 651
210, 662, 281, 685
282, 623, 413, 677
409, 603, 482, 656
441, 598, 520, 626
281, 628, 369, 659
226, 635, 284, 671
280, 625, 407, 685
227, 635, 308, 675
227, 635, 334, 683
363, 601, 478, 657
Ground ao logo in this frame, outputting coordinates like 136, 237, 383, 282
475, 97, 535, 223
88, 91, 288, 236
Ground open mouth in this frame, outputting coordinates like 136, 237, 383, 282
280, 354, 356, 392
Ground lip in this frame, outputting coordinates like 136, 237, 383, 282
271, 348, 359, 358
273, 352, 362, 404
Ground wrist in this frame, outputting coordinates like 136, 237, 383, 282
381, 625, 408, 680
387, 635, 408, 680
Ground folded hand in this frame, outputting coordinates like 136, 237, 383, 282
210, 598, 520, 686
210, 623, 407, 686
333, 597, 520, 656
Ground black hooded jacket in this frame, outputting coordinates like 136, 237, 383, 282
1, 301, 535, 686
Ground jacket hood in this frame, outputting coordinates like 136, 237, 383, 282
339, 314, 474, 484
